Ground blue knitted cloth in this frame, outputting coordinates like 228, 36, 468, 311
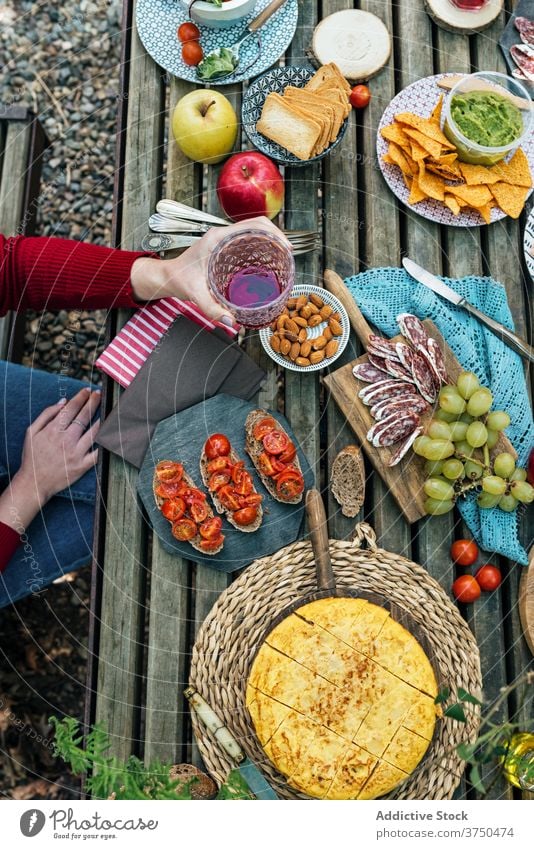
344, 268, 534, 566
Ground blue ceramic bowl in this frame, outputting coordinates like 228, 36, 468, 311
242, 66, 349, 166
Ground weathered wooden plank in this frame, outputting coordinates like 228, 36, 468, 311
95, 1, 165, 761
0, 120, 31, 235
144, 76, 202, 766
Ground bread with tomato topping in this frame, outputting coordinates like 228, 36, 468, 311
200, 439, 263, 533
153, 461, 224, 556
244, 410, 305, 505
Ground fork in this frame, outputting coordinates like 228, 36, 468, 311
141, 231, 320, 256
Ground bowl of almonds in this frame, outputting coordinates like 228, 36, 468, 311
259, 284, 350, 372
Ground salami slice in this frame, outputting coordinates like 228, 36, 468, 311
516, 16, 534, 46
395, 342, 414, 372
383, 358, 415, 382
367, 353, 389, 373
367, 413, 420, 448
359, 378, 415, 402
417, 344, 442, 386
388, 426, 423, 467
510, 44, 534, 81
397, 313, 429, 349
371, 395, 428, 421
360, 381, 417, 407
410, 350, 437, 404
367, 335, 401, 360
352, 362, 388, 383
426, 338, 448, 384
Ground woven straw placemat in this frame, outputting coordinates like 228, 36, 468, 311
190, 523, 482, 800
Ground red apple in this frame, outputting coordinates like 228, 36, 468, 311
216, 152, 284, 222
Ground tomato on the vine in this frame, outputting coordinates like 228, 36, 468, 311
475, 564, 502, 592
450, 539, 479, 567
451, 575, 481, 603
205, 434, 231, 459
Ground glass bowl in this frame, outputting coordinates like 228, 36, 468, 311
442, 71, 533, 166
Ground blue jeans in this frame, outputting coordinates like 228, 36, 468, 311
0, 361, 97, 607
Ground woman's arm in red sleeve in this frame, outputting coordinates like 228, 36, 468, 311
0, 521, 21, 573
0, 234, 162, 314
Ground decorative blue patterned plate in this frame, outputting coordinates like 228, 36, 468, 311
242, 66, 350, 166
135, 0, 298, 85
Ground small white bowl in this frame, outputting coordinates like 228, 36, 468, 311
182, 0, 258, 29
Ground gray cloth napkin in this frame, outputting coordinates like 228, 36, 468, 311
97, 316, 266, 468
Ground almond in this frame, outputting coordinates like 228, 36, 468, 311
300, 304, 313, 320
296, 356, 311, 367
284, 331, 299, 343
270, 334, 281, 353
308, 314, 323, 328
276, 316, 287, 332
325, 340, 339, 358
309, 293, 324, 308
287, 297, 298, 310
310, 350, 325, 364
296, 295, 307, 310
320, 304, 334, 320
323, 327, 333, 342
298, 328, 307, 343
284, 318, 299, 335
300, 340, 312, 358
294, 316, 308, 328
289, 342, 300, 361
329, 318, 343, 337
312, 335, 327, 351
280, 338, 291, 356
307, 302, 320, 315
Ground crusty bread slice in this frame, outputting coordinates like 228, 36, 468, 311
257, 93, 322, 161
199, 445, 263, 533
153, 466, 223, 555
330, 445, 366, 518
244, 410, 304, 505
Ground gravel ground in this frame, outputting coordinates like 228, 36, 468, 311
0, 0, 122, 799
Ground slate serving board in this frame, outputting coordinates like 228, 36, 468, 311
499, 0, 534, 86
138, 394, 315, 572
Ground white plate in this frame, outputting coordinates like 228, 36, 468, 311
259, 285, 350, 373
377, 73, 534, 227
524, 205, 534, 282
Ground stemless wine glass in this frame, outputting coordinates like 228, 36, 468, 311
208, 228, 295, 329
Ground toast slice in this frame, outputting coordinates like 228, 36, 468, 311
153, 466, 224, 555
281, 96, 332, 153
199, 445, 263, 533
284, 89, 343, 142
245, 410, 304, 505
257, 93, 322, 161
306, 62, 351, 95
330, 445, 366, 518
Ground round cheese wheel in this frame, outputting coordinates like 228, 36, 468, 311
246, 597, 439, 799
424, 0, 502, 35
311, 10, 391, 82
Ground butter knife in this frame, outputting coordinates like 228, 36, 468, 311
402, 258, 534, 364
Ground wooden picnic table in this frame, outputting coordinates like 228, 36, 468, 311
86, 0, 534, 800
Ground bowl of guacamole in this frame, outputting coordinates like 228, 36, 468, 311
443, 72, 532, 166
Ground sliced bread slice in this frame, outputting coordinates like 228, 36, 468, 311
257, 93, 322, 161
330, 445, 366, 518
199, 445, 263, 533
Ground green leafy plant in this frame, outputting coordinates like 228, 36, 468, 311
435, 671, 534, 795
50, 717, 252, 800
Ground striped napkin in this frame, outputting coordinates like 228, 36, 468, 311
95, 297, 237, 388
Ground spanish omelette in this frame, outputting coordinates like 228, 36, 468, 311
246, 596, 439, 799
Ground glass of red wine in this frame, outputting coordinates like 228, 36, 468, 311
208, 228, 295, 329
448, 0, 489, 10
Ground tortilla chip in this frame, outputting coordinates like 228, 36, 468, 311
490, 181, 530, 219
488, 148, 532, 188
389, 141, 417, 176
381, 123, 411, 148
403, 128, 443, 160
409, 178, 428, 204
402, 172, 412, 191
459, 162, 500, 186
430, 94, 444, 125
410, 140, 430, 162
417, 162, 446, 201
476, 203, 493, 225
382, 152, 395, 166
426, 162, 462, 181
448, 183, 492, 207
444, 194, 461, 215
438, 152, 458, 166
395, 111, 455, 149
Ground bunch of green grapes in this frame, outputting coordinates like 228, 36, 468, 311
412, 371, 534, 516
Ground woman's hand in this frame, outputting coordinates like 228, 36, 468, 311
0, 388, 101, 533
130, 217, 291, 324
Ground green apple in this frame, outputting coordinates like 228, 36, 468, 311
172, 90, 238, 165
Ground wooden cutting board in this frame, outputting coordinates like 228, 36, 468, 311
322, 270, 516, 525
519, 546, 534, 657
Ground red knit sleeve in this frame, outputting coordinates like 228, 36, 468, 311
0, 234, 156, 314
0, 521, 21, 573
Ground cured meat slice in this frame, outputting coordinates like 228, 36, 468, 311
426, 338, 448, 384
410, 350, 437, 404
510, 44, 534, 81
416, 344, 442, 387
371, 395, 428, 421
367, 335, 401, 360
388, 426, 423, 467
360, 382, 417, 407
359, 378, 415, 402
515, 17, 534, 46
396, 313, 429, 349
352, 362, 388, 383
383, 358, 415, 382
395, 341, 414, 372
367, 353, 389, 373
367, 413, 420, 448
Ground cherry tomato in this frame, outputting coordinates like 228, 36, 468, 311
199, 516, 223, 540
253, 417, 276, 441
207, 456, 233, 474
233, 468, 253, 496
233, 506, 258, 526
155, 461, 183, 483
263, 430, 289, 455
450, 539, 479, 567
243, 493, 263, 507
218, 484, 241, 512
161, 497, 186, 522
200, 534, 224, 552
155, 481, 183, 499
451, 575, 481, 603
205, 434, 231, 459
208, 472, 231, 492
183, 487, 207, 505
276, 470, 304, 500
475, 564, 502, 592
279, 441, 297, 464
350, 84, 371, 109
177, 22, 200, 42
182, 41, 204, 66
172, 518, 198, 541
189, 498, 209, 524
257, 451, 277, 477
